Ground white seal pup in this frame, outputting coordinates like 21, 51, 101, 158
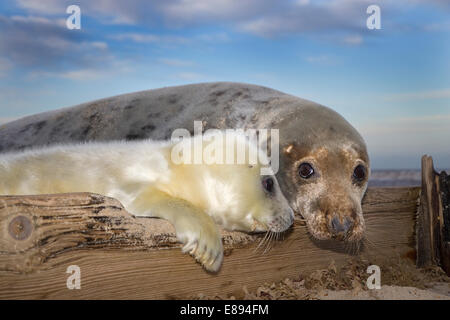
0, 130, 294, 272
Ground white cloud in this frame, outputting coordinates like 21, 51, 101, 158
342, 35, 363, 45
89, 41, 108, 50
160, 0, 267, 24
59, 69, 102, 80
13, 0, 449, 38
295, 0, 310, 6
110, 33, 190, 45
110, 32, 229, 46
27, 58, 133, 81
0, 14, 135, 83
15, 0, 65, 14
0, 14, 109, 69
196, 32, 231, 42
158, 58, 194, 67
173, 72, 207, 81
239, 17, 288, 36
238, 0, 373, 37
305, 54, 339, 65
11, 15, 53, 24
15, 0, 140, 24
15, 0, 269, 26
28, 69, 103, 81
110, 33, 160, 43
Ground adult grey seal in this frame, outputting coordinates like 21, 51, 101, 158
0, 82, 370, 242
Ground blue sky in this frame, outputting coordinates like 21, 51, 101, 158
0, 0, 449, 169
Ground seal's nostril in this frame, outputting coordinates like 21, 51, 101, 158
331, 216, 353, 234
331, 216, 342, 233
343, 217, 354, 231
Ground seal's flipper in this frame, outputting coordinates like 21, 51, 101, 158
130, 189, 224, 272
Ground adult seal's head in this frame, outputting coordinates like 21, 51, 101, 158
276, 104, 369, 242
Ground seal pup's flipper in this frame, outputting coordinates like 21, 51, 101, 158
130, 189, 224, 272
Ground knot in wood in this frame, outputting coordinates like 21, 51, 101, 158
8, 216, 33, 240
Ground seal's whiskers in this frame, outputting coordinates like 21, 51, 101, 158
255, 230, 271, 253
263, 231, 275, 254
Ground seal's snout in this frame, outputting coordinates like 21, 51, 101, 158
330, 215, 354, 238
267, 208, 295, 233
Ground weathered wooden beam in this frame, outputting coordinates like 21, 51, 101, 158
438, 170, 450, 275
417, 155, 450, 276
417, 155, 439, 266
0, 187, 419, 299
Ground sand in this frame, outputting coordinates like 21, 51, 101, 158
196, 257, 450, 300
318, 284, 450, 300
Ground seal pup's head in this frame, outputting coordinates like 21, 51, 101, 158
234, 170, 295, 234
206, 165, 295, 234
206, 131, 294, 234
277, 104, 370, 242
174, 130, 294, 234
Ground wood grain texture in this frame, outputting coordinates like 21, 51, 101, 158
417, 155, 439, 266
416, 156, 450, 276
0, 187, 420, 299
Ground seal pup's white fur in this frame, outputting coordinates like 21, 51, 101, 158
0, 131, 294, 272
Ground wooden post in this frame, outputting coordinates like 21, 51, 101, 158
417, 155, 450, 276
1, 188, 420, 299
438, 171, 450, 275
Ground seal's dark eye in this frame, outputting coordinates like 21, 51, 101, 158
353, 164, 366, 182
298, 163, 314, 179
262, 177, 274, 193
